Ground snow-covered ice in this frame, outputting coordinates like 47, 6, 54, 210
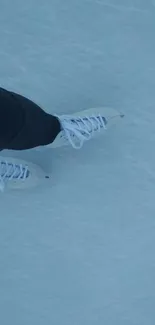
0, 0, 155, 324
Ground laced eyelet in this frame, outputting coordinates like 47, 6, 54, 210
60, 115, 106, 149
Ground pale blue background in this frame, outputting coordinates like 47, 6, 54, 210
0, 1, 155, 324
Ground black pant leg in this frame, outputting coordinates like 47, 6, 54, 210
0, 88, 61, 150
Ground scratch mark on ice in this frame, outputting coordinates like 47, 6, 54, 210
86, 0, 150, 14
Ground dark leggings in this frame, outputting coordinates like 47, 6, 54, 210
0, 88, 61, 150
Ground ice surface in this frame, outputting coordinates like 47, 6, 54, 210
0, 0, 155, 324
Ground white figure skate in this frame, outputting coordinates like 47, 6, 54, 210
0, 157, 49, 191
51, 107, 124, 149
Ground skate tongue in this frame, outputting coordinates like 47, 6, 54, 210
72, 116, 107, 133
56, 114, 107, 149
0, 161, 29, 179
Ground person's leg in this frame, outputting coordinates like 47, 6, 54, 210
0, 87, 61, 151
0, 89, 124, 190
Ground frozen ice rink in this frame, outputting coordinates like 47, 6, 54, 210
0, 0, 155, 324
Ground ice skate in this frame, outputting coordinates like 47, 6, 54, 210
0, 157, 49, 191
50, 107, 124, 149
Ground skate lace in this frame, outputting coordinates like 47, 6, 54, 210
0, 160, 29, 191
61, 115, 107, 149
